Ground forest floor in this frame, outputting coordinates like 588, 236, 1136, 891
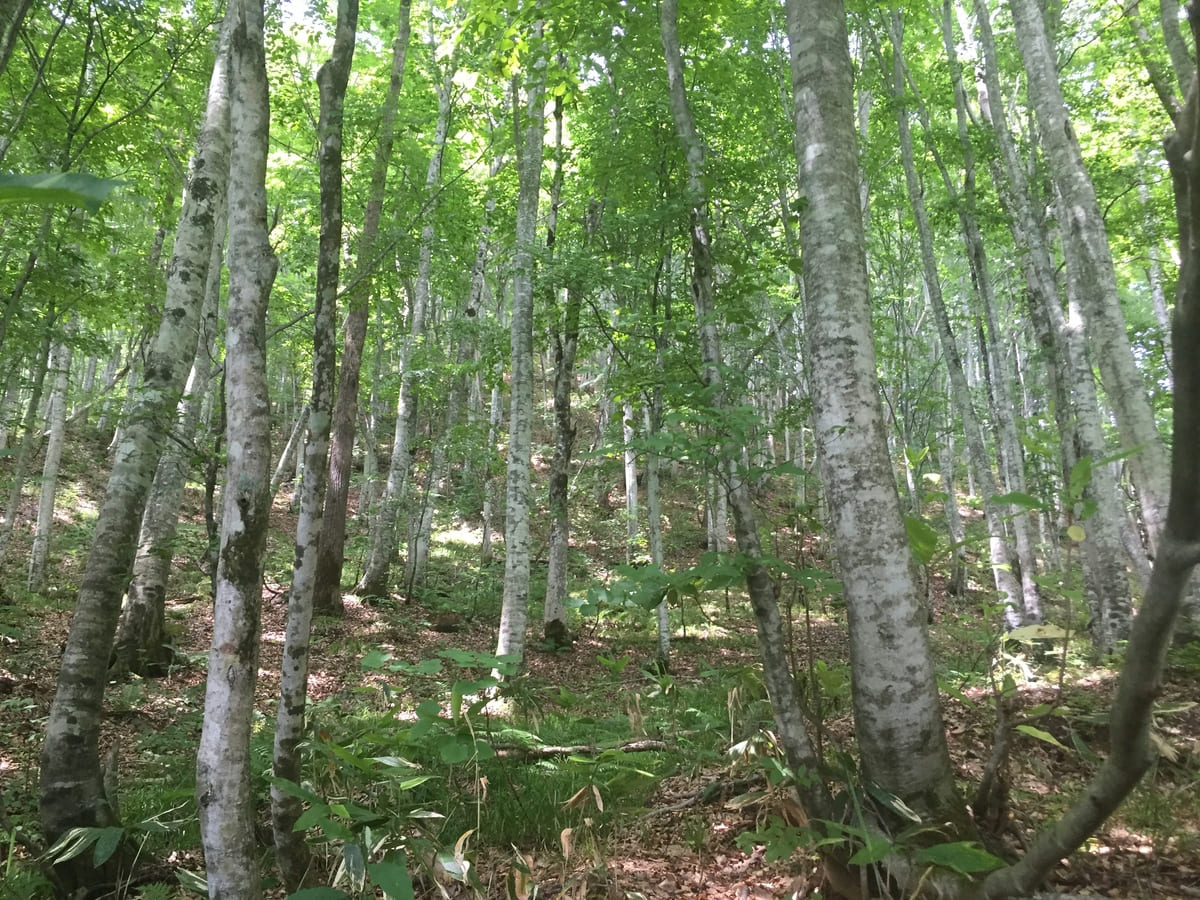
2, 432, 1200, 898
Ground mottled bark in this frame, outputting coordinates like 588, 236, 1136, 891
495, 33, 546, 669
313, 0, 412, 614
271, 0, 355, 890
0, 330, 51, 565
39, 8, 232, 882
786, 0, 962, 823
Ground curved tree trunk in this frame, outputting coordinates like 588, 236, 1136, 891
196, 0, 277, 895
271, 0, 356, 889
38, 8, 232, 884
660, 0, 828, 819
313, 0, 412, 614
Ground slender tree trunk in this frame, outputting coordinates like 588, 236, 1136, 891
890, 13, 1025, 627
0, 329, 51, 566
786, 0, 963, 825
112, 212, 224, 679
1008, 0, 1171, 550
196, 0, 277, 895
28, 332, 72, 593
662, 0, 828, 820
270, 403, 307, 500
314, 0, 412, 614
495, 32, 546, 669
271, 0, 355, 890
543, 96, 579, 650
358, 61, 451, 598
644, 401, 670, 665
622, 401, 638, 562
39, 8, 232, 879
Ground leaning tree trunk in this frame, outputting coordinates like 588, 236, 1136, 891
38, 8, 232, 885
196, 0, 276, 896
357, 60, 450, 599
785, 0, 965, 826
27, 332, 71, 593
112, 201, 224, 679
495, 34, 546, 670
982, 46, 1200, 897
271, 0, 355, 889
661, 0, 828, 820
313, 0, 412, 614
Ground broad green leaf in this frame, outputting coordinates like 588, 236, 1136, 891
46, 827, 101, 864
1016, 724, 1069, 751
176, 869, 208, 895
904, 515, 939, 565
991, 491, 1046, 512
914, 841, 1005, 876
360, 649, 392, 669
287, 889, 350, 899
848, 835, 893, 865
92, 826, 123, 867
369, 858, 415, 900
438, 734, 474, 764
0, 173, 124, 213
1066, 524, 1086, 542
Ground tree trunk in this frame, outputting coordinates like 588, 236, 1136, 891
271, 0, 355, 890
661, 0, 828, 818
39, 7, 232, 880
313, 0, 412, 614
28, 331, 72, 593
983, 56, 1200, 897
890, 12, 1026, 627
495, 33, 546, 669
358, 61, 451, 598
786, 0, 963, 825
196, 0, 276, 895
0, 326, 51, 567
112, 202, 224, 679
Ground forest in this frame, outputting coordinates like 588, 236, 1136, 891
2, 0, 1200, 897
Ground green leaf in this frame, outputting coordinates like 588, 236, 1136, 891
1068, 456, 1093, 503
360, 649, 392, 669
904, 515, 939, 565
287, 889, 350, 900
0, 173, 124, 213
293, 805, 327, 831
92, 826, 123, 867
847, 834, 893, 865
343, 841, 367, 885
176, 869, 208, 895
369, 858, 415, 900
46, 827, 101, 864
991, 491, 1047, 512
913, 841, 1005, 876
1015, 724, 1069, 751
438, 734, 474, 764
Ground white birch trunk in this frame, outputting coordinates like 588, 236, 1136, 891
622, 401, 638, 563
196, 1, 276, 895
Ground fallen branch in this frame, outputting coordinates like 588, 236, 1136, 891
492, 739, 667, 759
642, 775, 765, 818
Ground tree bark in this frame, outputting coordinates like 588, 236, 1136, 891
38, 7, 232, 881
495, 31, 546, 669
786, 0, 963, 825
357, 60, 451, 598
313, 0, 412, 614
196, 1, 276, 896
271, 0, 355, 890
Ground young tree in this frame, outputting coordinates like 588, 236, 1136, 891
271, 0, 356, 888
195, 0, 277, 894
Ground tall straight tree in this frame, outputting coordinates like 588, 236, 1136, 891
271, 0, 356, 888
195, 0, 277, 894
313, 0, 412, 614
785, 0, 965, 825
38, 7, 233, 885
494, 26, 546, 668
